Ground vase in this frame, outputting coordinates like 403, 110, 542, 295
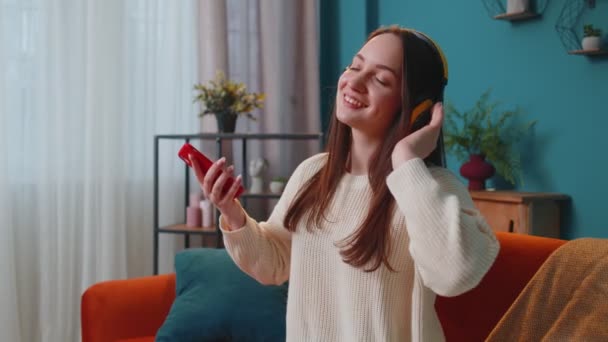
215, 112, 237, 133
582, 36, 601, 51
507, 0, 529, 14
460, 154, 495, 191
269, 181, 286, 194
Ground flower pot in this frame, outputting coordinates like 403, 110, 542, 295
269, 181, 286, 194
215, 112, 237, 133
460, 154, 496, 191
507, 0, 529, 13
582, 36, 601, 51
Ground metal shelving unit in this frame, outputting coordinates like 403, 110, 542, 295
153, 132, 324, 274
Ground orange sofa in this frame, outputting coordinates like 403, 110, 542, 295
81, 232, 566, 342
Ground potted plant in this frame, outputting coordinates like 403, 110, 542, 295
269, 176, 288, 194
582, 24, 602, 51
443, 89, 536, 190
194, 71, 265, 133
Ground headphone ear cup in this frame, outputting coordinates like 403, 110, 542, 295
410, 99, 433, 126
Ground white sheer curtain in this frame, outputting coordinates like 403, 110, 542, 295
0, 0, 198, 341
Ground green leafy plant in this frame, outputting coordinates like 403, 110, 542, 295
584, 24, 601, 37
194, 71, 265, 121
443, 89, 536, 186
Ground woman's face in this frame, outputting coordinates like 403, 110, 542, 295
336, 33, 403, 138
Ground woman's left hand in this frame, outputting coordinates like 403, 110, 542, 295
391, 102, 444, 169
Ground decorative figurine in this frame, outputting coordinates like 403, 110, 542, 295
248, 157, 268, 194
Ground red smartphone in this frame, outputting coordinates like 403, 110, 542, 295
178, 143, 244, 199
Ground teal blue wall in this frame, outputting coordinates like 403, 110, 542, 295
320, 0, 369, 134
320, 0, 608, 239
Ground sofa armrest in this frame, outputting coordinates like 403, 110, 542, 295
436, 232, 566, 342
81, 273, 176, 342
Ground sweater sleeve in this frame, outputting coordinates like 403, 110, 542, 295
386, 158, 500, 297
219, 154, 323, 286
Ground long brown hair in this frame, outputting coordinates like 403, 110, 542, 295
284, 26, 448, 272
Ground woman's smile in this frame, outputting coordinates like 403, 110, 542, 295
343, 94, 367, 109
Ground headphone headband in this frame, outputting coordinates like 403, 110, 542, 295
403, 28, 448, 84
403, 28, 448, 125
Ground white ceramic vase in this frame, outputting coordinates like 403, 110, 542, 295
582, 36, 601, 51
507, 0, 529, 13
269, 181, 286, 194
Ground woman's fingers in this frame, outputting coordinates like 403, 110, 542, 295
429, 102, 444, 129
209, 165, 234, 203
202, 157, 226, 197
218, 174, 242, 207
190, 155, 240, 207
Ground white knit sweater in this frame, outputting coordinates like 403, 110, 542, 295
220, 153, 499, 341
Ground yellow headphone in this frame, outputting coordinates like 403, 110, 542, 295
403, 29, 449, 126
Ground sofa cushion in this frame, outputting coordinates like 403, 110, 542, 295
156, 248, 288, 342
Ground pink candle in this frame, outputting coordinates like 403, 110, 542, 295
186, 206, 202, 227
200, 200, 214, 228
189, 193, 201, 208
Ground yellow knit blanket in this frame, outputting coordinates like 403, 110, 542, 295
486, 238, 608, 342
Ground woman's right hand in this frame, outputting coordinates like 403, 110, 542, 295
190, 155, 246, 230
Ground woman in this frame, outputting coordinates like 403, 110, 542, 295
190, 26, 499, 342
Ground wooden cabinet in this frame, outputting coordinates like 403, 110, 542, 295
470, 191, 569, 238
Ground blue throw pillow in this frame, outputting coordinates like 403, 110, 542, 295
156, 248, 288, 342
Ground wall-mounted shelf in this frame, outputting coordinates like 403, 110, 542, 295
483, 0, 549, 22
568, 49, 608, 56
555, 0, 605, 56
494, 11, 540, 21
